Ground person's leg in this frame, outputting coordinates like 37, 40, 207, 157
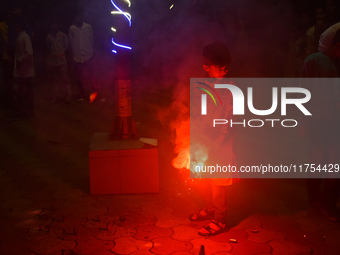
322, 178, 340, 221
73, 61, 85, 100
198, 185, 228, 236
212, 185, 228, 224
58, 64, 71, 101
189, 179, 214, 221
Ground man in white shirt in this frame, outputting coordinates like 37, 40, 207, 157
69, 14, 94, 101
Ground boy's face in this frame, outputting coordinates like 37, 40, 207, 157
203, 64, 228, 78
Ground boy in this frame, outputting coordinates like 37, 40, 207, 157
46, 21, 71, 103
190, 42, 238, 236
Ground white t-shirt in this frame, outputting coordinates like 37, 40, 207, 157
13, 31, 34, 77
69, 22, 93, 63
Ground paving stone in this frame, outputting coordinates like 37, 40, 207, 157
269, 240, 312, 255
141, 204, 174, 216
23, 227, 51, 241
110, 236, 153, 254
151, 236, 193, 254
319, 228, 340, 247
190, 237, 231, 255
171, 252, 193, 255
171, 225, 199, 241
14, 216, 52, 230
92, 196, 128, 210
295, 216, 334, 233
259, 216, 299, 232
232, 216, 262, 231
90, 249, 118, 255
134, 224, 173, 240
120, 212, 157, 228
97, 226, 136, 240
1, 197, 34, 211
212, 253, 232, 255
59, 223, 100, 241
228, 238, 272, 255
83, 214, 120, 230
130, 251, 159, 255
71, 236, 114, 254
307, 242, 340, 255
155, 212, 190, 228
283, 228, 324, 246
245, 227, 285, 243
32, 237, 75, 254
209, 228, 248, 243
122, 195, 156, 208
0, 233, 38, 255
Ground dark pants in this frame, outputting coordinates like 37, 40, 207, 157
13, 77, 34, 116
73, 59, 93, 99
307, 120, 340, 208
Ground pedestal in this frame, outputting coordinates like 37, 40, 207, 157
89, 133, 159, 194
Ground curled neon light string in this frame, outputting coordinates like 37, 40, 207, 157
111, 11, 132, 21
110, 0, 131, 26
124, 0, 131, 8
111, 38, 132, 50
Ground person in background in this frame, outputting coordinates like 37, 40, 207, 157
46, 21, 71, 103
68, 14, 93, 102
300, 23, 340, 222
11, 17, 35, 119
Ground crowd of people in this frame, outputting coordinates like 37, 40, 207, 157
0, 3, 95, 120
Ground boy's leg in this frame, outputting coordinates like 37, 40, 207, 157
197, 185, 228, 236
212, 185, 228, 224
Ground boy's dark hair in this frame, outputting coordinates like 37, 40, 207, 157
202, 42, 231, 67
331, 28, 340, 46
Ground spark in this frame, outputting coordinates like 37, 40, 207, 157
169, 4, 174, 9
111, 27, 117, 32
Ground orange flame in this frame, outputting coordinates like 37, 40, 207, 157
90, 92, 98, 103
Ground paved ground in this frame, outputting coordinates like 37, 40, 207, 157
0, 76, 340, 255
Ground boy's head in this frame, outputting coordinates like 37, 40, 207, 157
202, 42, 231, 78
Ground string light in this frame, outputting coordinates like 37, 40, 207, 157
111, 38, 132, 50
124, 0, 131, 8
110, 11, 132, 21
110, 0, 131, 27
110, 0, 132, 54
